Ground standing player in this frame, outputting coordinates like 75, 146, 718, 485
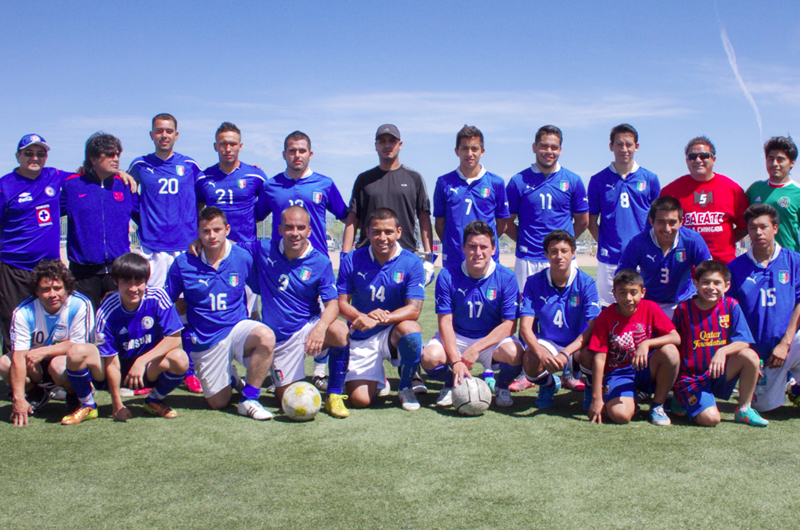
747, 136, 800, 252
61, 132, 137, 311
587, 269, 681, 426
506, 125, 589, 291
0, 261, 95, 426
728, 204, 800, 413
519, 230, 600, 407
337, 208, 426, 411
433, 125, 509, 268
128, 113, 203, 288
672, 260, 767, 427
420, 220, 523, 408
165, 207, 275, 419
661, 136, 749, 263
618, 197, 711, 318
242, 206, 350, 417
587, 124, 660, 306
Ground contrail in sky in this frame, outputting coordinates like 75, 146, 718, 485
716, 2, 762, 139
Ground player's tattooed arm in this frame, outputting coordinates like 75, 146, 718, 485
409, 299, 424, 311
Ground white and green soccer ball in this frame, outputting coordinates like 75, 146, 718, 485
282, 381, 322, 421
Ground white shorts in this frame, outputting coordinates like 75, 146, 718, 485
425, 332, 522, 369
271, 319, 327, 387
754, 330, 800, 412
596, 261, 617, 307
514, 258, 549, 291
346, 326, 396, 388
138, 244, 183, 289
191, 319, 267, 398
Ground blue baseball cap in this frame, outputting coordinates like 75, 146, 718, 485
17, 134, 50, 152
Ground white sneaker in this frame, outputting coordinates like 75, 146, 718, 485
495, 388, 513, 407
378, 378, 391, 397
238, 400, 273, 420
399, 387, 420, 411
436, 387, 453, 407
412, 373, 428, 394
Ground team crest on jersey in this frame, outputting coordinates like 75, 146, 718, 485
636, 182, 646, 191
779, 197, 790, 208
688, 395, 697, 406
480, 187, 491, 198
114, 191, 124, 202
176, 165, 185, 176
392, 271, 404, 283
559, 181, 569, 192
779, 271, 790, 284
53, 324, 68, 342
229, 274, 239, 287
487, 288, 497, 301
312, 191, 323, 204
719, 314, 730, 328
142, 316, 154, 330
36, 205, 52, 226
45, 186, 55, 197
237, 179, 246, 189
570, 295, 580, 307
675, 250, 686, 262
300, 267, 312, 281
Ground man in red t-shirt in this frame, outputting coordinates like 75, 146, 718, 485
660, 136, 749, 263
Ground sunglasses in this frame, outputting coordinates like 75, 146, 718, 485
22, 150, 47, 158
103, 150, 121, 158
687, 152, 713, 161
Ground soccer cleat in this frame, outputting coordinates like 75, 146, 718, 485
788, 387, 800, 408
65, 392, 81, 415
398, 387, 420, 411
495, 388, 513, 407
50, 386, 67, 401
635, 390, 651, 403
144, 399, 178, 418
649, 404, 671, 426
61, 405, 98, 425
133, 387, 153, 396
412, 373, 428, 394
237, 400, 273, 421
509, 377, 534, 392
484, 375, 497, 393
378, 378, 391, 397
264, 375, 276, 393
182, 375, 203, 394
119, 388, 134, 397
734, 407, 769, 427
436, 387, 453, 407
26, 383, 52, 415
671, 396, 687, 417
562, 375, 585, 392
312, 375, 329, 392
536, 374, 561, 409
325, 393, 350, 418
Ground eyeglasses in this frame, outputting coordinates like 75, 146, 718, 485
22, 150, 47, 158
687, 152, 713, 161
102, 150, 121, 158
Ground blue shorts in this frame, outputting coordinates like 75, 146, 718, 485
674, 373, 739, 419
603, 365, 653, 401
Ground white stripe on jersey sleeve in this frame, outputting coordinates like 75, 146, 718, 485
9, 297, 36, 351
145, 287, 175, 311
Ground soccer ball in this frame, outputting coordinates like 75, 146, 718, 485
282, 382, 322, 421
452, 377, 492, 416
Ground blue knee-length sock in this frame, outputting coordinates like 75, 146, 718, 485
425, 365, 453, 388
67, 368, 95, 408
327, 346, 349, 395
147, 371, 184, 402
397, 332, 422, 390
496, 362, 522, 390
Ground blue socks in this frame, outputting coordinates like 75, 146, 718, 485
527, 370, 556, 387
495, 362, 522, 390
327, 346, 349, 395
67, 368, 95, 408
397, 332, 422, 391
182, 329, 195, 378
425, 365, 453, 388
240, 383, 261, 402
147, 371, 184, 402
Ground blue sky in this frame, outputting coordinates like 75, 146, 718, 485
2, 1, 799, 197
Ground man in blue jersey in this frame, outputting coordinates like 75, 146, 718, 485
506, 125, 589, 291
166, 207, 275, 419
729, 203, 800, 412
338, 208, 426, 411
65, 253, 189, 422
61, 132, 137, 311
433, 125, 509, 269
128, 113, 204, 289
520, 230, 601, 408
0, 261, 94, 426
241, 205, 350, 417
618, 196, 711, 319
420, 220, 523, 408
588, 124, 661, 306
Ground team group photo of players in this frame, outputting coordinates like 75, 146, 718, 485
4, 114, 800, 430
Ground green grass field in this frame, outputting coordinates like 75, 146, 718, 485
1, 265, 799, 529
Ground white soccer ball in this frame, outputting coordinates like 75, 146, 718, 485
451, 377, 492, 416
282, 381, 322, 421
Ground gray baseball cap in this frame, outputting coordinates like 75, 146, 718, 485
375, 124, 401, 141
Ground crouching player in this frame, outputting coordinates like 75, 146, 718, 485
520, 230, 600, 409
587, 269, 680, 425
242, 206, 350, 418
420, 220, 523, 408
1, 260, 95, 426
168, 207, 275, 419
337, 208, 425, 411
79, 253, 189, 421
672, 260, 767, 427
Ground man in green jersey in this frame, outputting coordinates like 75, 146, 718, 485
747, 136, 800, 251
